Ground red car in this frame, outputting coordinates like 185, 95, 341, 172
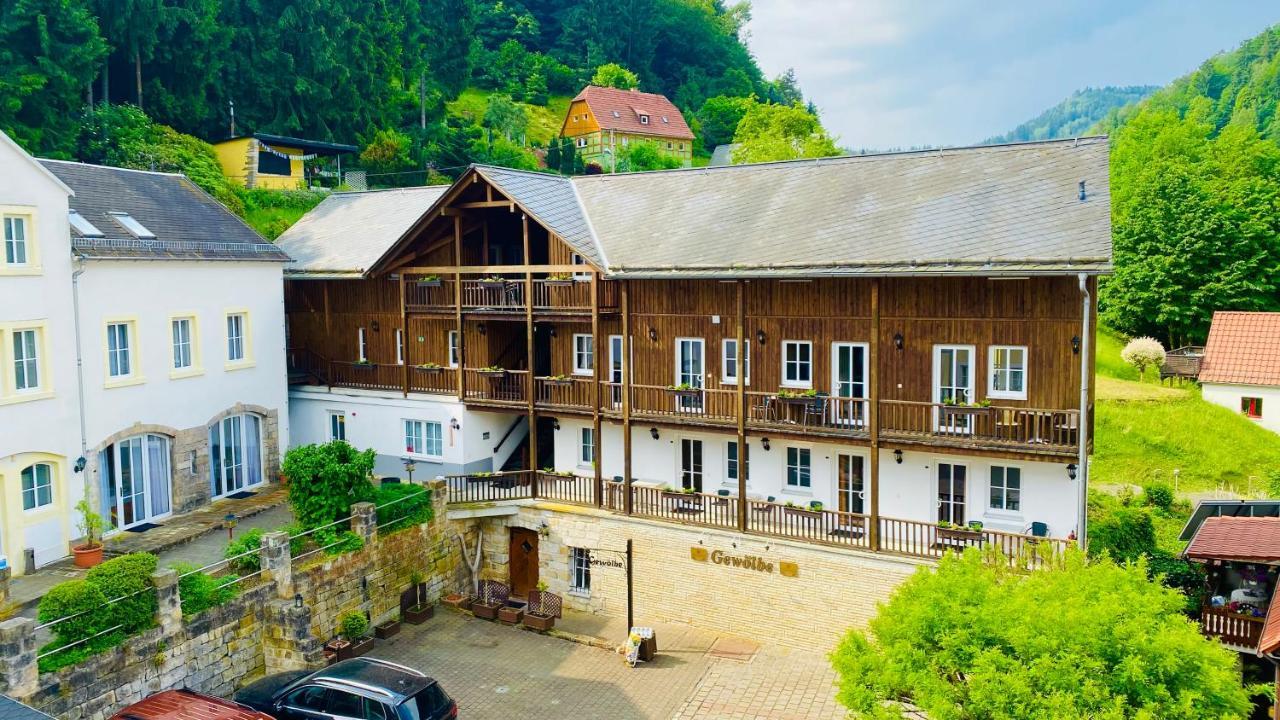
109, 689, 275, 720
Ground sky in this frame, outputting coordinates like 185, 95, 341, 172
745, 1, 1280, 150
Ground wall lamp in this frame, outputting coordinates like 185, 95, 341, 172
648, 327, 657, 342
894, 449, 903, 464
756, 329, 766, 345
650, 427, 660, 440
552, 418, 560, 431
1067, 463, 1078, 481
549, 326, 557, 338
893, 332, 904, 351
371, 320, 380, 332
478, 323, 487, 335
74, 456, 86, 473
1071, 335, 1081, 354
450, 418, 461, 430
294, 593, 304, 610
761, 437, 770, 451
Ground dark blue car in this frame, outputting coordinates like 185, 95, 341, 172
235, 657, 456, 720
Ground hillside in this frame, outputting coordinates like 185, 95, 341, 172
984, 86, 1156, 144
446, 90, 572, 147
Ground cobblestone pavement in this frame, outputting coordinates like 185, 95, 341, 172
369, 611, 845, 719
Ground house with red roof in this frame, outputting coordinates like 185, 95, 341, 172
1199, 311, 1280, 434
560, 85, 695, 170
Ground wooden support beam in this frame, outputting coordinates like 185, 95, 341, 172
621, 280, 633, 515
397, 264, 587, 275
323, 281, 332, 388
400, 274, 408, 397
454, 200, 515, 210
869, 277, 881, 551
592, 273, 603, 508
454, 216, 464, 402
736, 280, 747, 532
523, 214, 538, 493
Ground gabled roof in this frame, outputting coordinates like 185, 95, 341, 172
276, 186, 449, 276
0, 130, 73, 195
1185, 516, 1280, 563
1199, 311, 1280, 386
39, 160, 288, 262
572, 86, 694, 140
215, 133, 357, 155
473, 166, 604, 268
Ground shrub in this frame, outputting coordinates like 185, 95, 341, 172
170, 563, 239, 617
36, 580, 119, 672
283, 442, 377, 528
1142, 481, 1176, 511
1088, 504, 1157, 562
224, 528, 265, 573
375, 485, 434, 533
1148, 550, 1206, 611
316, 529, 364, 556
1267, 468, 1280, 498
339, 611, 369, 641
86, 553, 158, 634
1120, 336, 1166, 380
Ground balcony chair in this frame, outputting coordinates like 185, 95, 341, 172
800, 393, 828, 428
750, 396, 777, 422
713, 488, 731, 506
1026, 521, 1049, 538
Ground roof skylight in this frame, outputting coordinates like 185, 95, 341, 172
68, 210, 104, 238
108, 212, 156, 239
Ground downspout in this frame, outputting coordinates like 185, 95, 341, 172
72, 259, 89, 492
1077, 273, 1092, 550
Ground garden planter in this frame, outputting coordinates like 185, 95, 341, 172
443, 593, 474, 612
326, 639, 350, 658
473, 601, 501, 621
478, 280, 506, 290
416, 279, 442, 288
662, 490, 703, 509
523, 613, 555, 631
546, 378, 573, 386
669, 388, 702, 400
72, 544, 104, 568
375, 619, 402, 639
783, 506, 823, 520
479, 370, 506, 378
497, 604, 525, 625
401, 583, 429, 611
323, 649, 338, 666
404, 604, 434, 624
351, 363, 375, 371
339, 636, 374, 659
544, 279, 574, 287
414, 366, 443, 374
936, 527, 983, 546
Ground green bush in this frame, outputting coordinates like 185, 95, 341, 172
1148, 550, 1206, 611
339, 611, 369, 641
36, 580, 120, 673
316, 529, 364, 556
170, 563, 239, 617
375, 485, 434, 533
86, 553, 158, 634
1088, 504, 1157, 562
1142, 482, 1175, 511
224, 528, 265, 573
283, 442, 377, 528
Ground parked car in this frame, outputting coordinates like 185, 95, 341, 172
108, 689, 274, 720
235, 657, 456, 720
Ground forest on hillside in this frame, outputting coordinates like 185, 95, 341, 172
983, 86, 1156, 144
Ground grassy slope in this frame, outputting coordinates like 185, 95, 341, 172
446, 88, 572, 147
1092, 327, 1280, 497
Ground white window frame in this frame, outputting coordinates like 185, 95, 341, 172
639, 114, 650, 125
726, 440, 749, 484
781, 340, 813, 388
576, 137, 588, 148
573, 334, 594, 376
3, 214, 29, 267
570, 252, 591, 281
395, 329, 405, 365
106, 321, 134, 380
988, 464, 1022, 514
329, 411, 346, 442
357, 328, 368, 363
721, 338, 749, 385
226, 313, 245, 362
210, 416, 262, 498
424, 421, 443, 458
570, 547, 591, 595
987, 345, 1027, 400
404, 419, 424, 456
13, 328, 40, 392
785, 446, 812, 489
171, 318, 194, 371
579, 427, 595, 467
447, 331, 459, 368
21, 463, 53, 511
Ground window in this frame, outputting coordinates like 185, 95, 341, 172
721, 339, 749, 385
570, 252, 591, 281
357, 328, 367, 362
576, 137, 588, 148
989, 466, 1021, 512
666, 142, 673, 150
727, 441, 749, 483
570, 547, 591, 594
21, 463, 52, 511
404, 420, 442, 458
579, 427, 595, 466
282, 686, 329, 713
210, 415, 262, 498
1243, 397, 1263, 419
395, 329, 404, 365
106, 322, 132, 378
329, 412, 346, 441
4, 215, 29, 265
107, 212, 154, 239
680, 438, 703, 491
782, 341, 812, 387
256, 147, 292, 176
447, 331, 459, 368
68, 209, 103, 237
226, 313, 246, 362
171, 318, 193, 370
786, 447, 811, 488
13, 329, 39, 391
103, 434, 172, 528
573, 334, 594, 375
639, 114, 650, 125
988, 346, 1027, 400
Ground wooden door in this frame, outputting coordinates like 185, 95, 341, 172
509, 527, 540, 599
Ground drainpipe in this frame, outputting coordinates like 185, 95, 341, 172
1077, 273, 1092, 551
72, 259, 89, 495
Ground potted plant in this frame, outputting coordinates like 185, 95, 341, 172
478, 365, 506, 378
444, 592, 474, 612
667, 383, 701, 399
416, 274, 442, 288
784, 500, 823, 519
72, 499, 105, 568
375, 615, 402, 639
936, 520, 983, 545
545, 273, 574, 287
352, 359, 374, 370
777, 388, 818, 399
478, 276, 506, 289
523, 582, 560, 631
415, 362, 443, 374
335, 612, 373, 659
402, 571, 435, 624
546, 374, 573, 386
497, 599, 526, 625
472, 580, 507, 621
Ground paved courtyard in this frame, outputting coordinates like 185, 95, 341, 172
367, 611, 844, 719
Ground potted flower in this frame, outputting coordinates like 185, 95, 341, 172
667, 383, 701, 399
415, 362, 443, 374
546, 374, 573, 386
375, 614, 402, 639
777, 388, 818, 399
479, 365, 506, 378
497, 599, 526, 625
329, 612, 373, 660
522, 582, 559, 631
401, 571, 435, 624
478, 276, 506, 289
544, 273, 574, 287
72, 499, 105, 568
936, 520, 983, 545
416, 274, 442, 288
784, 500, 823, 519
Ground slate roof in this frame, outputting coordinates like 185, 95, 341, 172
39, 160, 288, 262
1184, 516, 1280, 563
472, 166, 605, 268
276, 186, 449, 275
573, 86, 695, 140
1199, 311, 1280, 386
0, 695, 55, 720
709, 144, 739, 167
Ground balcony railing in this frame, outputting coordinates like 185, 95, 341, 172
879, 400, 1079, 450
328, 361, 403, 391
404, 277, 456, 313
463, 368, 529, 404
1200, 606, 1264, 648
408, 365, 455, 395
404, 274, 618, 315
630, 385, 738, 421
535, 376, 596, 410
444, 475, 1070, 566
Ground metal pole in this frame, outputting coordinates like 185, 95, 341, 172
626, 538, 633, 635
1077, 273, 1092, 550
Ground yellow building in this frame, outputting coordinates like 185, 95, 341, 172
212, 134, 357, 190
560, 85, 695, 169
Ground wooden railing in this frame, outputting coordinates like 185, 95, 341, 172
746, 393, 870, 434
631, 486, 740, 530
879, 400, 1079, 450
462, 278, 525, 311
464, 368, 528, 404
877, 516, 1067, 568
630, 385, 737, 421
535, 376, 595, 409
532, 279, 593, 312
408, 366, 455, 395
328, 361, 403, 391
1200, 606, 1264, 648
745, 498, 872, 550
445, 471, 535, 504
535, 472, 595, 506
287, 347, 329, 384
403, 277, 455, 312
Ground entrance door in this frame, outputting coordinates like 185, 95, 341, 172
937, 462, 967, 525
680, 438, 704, 492
934, 346, 974, 433
608, 335, 624, 408
509, 527, 540, 599
100, 434, 172, 530
211, 414, 264, 498
675, 338, 705, 412
831, 343, 867, 426
837, 454, 865, 514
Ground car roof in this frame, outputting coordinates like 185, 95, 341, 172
308, 658, 435, 704
111, 690, 272, 720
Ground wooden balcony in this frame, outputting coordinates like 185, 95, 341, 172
879, 400, 1079, 454
327, 361, 404, 392
1200, 606, 1264, 649
463, 368, 528, 406
404, 274, 618, 316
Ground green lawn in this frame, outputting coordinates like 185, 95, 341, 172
447, 88, 572, 147
237, 188, 327, 239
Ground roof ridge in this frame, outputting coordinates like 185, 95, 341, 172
333, 185, 450, 196
38, 157, 186, 178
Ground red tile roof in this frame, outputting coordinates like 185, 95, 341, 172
1185, 516, 1280, 563
1261, 601, 1280, 655
574, 85, 695, 140
1199, 311, 1280, 386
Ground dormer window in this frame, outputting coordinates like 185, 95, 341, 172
108, 212, 155, 239
662, 116, 669, 123
612, 110, 621, 118
639, 114, 650, 125
68, 210, 104, 238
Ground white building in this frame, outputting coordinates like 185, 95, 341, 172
1200, 311, 1280, 435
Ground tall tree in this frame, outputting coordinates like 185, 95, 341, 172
732, 102, 840, 164
590, 62, 638, 90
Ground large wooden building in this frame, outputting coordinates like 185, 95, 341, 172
278, 137, 1110, 556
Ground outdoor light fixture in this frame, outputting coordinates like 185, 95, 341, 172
294, 593, 303, 609
478, 323, 487, 335
894, 449, 903, 464
224, 513, 238, 541
73, 456, 86, 473
450, 418, 461, 430
538, 522, 550, 537
893, 332, 904, 351
549, 326, 557, 337
1071, 335, 1081, 354
402, 458, 417, 483
552, 419, 560, 431
761, 437, 770, 451
372, 320, 380, 332
756, 329, 766, 345
648, 327, 657, 341
650, 427, 660, 440
1067, 463, 1078, 480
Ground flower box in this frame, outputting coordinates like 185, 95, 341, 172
323, 648, 338, 666
351, 362, 375, 371
404, 604, 434, 624
343, 635, 374, 659
416, 279, 442, 288
544, 279, 574, 287
936, 526, 983, 545
478, 279, 506, 290
668, 387, 702, 399
374, 619, 401, 639
662, 490, 702, 505
523, 612, 555, 631
497, 602, 525, 625
442, 593, 474, 612
546, 377, 573, 386
414, 365, 443, 374
479, 369, 506, 378
784, 506, 823, 520
472, 601, 501, 620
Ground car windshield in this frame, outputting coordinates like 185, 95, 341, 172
398, 683, 450, 720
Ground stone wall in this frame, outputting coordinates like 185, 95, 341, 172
467, 501, 926, 652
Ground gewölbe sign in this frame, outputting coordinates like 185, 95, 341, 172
690, 547, 798, 577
